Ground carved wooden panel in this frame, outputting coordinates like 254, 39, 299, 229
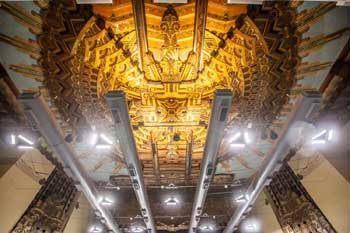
11, 167, 78, 233
265, 164, 336, 233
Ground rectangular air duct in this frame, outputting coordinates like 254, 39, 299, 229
223, 91, 322, 233
19, 92, 121, 233
188, 90, 233, 232
105, 91, 156, 233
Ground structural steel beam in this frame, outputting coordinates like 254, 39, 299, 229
189, 90, 233, 232
18, 93, 121, 233
223, 91, 322, 233
193, 0, 208, 72
132, 0, 148, 71
105, 91, 156, 233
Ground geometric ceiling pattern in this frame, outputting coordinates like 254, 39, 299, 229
0, 0, 349, 231
34, 0, 303, 184
0, 0, 347, 183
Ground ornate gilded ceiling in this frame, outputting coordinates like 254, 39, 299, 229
24, 0, 303, 185
1, 0, 347, 186
1, 0, 349, 232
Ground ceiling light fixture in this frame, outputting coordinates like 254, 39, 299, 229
9, 134, 35, 150
130, 226, 145, 233
90, 226, 103, 233
90, 133, 113, 149
230, 130, 254, 148
17, 145, 34, 150
90, 133, 98, 145
165, 197, 179, 206
231, 143, 245, 148
234, 194, 247, 203
95, 144, 112, 149
244, 131, 251, 144
246, 224, 256, 230
100, 133, 113, 145
165, 183, 178, 189
240, 217, 261, 232
18, 135, 34, 145
99, 197, 114, 206
10, 134, 16, 145
328, 129, 334, 141
200, 225, 214, 231
311, 129, 334, 144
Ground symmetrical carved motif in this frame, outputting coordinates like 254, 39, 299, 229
34, 1, 303, 183
159, 5, 182, 82
265, 164, 336, 233
1, 0, 314, 184
11, 167, 78, 233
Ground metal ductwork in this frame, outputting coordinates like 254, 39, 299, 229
223, 91, 322, 233
105, 91, 156, 233
18, 92, 121, 233
189, 89, 233, 232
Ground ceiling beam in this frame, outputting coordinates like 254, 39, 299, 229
132, 0, 148, 72
192, 0, 208, 72
18, 93, 121, 233
105, 91, 156, 233
223, 91, 322, 233
188, 90, 233, 232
